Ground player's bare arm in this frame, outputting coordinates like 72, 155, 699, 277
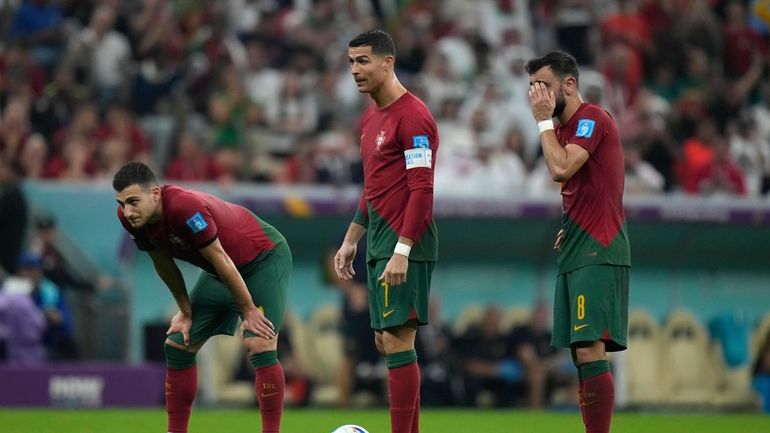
529, 82, 589, 182
335, 222, 367, 280
379, 236, 413, 286
198, 238, 276, 340
148, 249, 193, 345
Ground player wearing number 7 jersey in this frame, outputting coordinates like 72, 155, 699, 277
527, 51, 631, 433
334, 30, 438, 433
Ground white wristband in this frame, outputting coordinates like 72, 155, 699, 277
394, 242, 412, 258
538, 119, 554, 134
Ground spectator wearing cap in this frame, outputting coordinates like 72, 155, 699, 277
16, 252, 78, 360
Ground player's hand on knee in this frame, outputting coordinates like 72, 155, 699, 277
241, 307, 276, 340
379, 254, 408, 286
167, 311, 193, 346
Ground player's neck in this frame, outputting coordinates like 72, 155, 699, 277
557, 94, 585, 125
370, 76, 407, 109
148, 200, 163, 225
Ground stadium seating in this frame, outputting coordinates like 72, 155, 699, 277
197, 335, 254, 405
752, 313, 770, 362
625, 309, 664, 406
660, 310, 718, 406
499, 307, 532, 334
305, 304, 344, 405
451, 304, 485, 337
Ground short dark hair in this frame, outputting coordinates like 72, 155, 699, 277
349, 29, 396, 58
526, 51, 579, 86
112, 161, 158, 192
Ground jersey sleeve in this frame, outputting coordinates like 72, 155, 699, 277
397, 109, 438, 241
169, 192, 219, 248
352, 189, 369, 227
116, 207, 154, 251
567, 109, 607, 154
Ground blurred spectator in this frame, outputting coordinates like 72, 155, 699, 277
93, 104, 152, 162
96, 136, 131, 179
457, 306, 517, 407
0, 97, 32, 162
243, 40, 283, 117
0, 159, 28, 275
43, 133, 96, 180
678, 119, 719, 194
324, 238, 383, 407
0, 275, 46, 365
507, 302, 576, 408
16, 252, 77, 361
728, 115, 770, 197
165, 130, 227, 182
18, 133, 48, 179
418, 50, 468, 113
552, 0, 596, 66
414, 297, 454, 406
66, 4, 131, 105
723, 0, 768, 80
267, 68, 319, 136
314, 121, 363, 185
692, 138, 748, 197
29, 64, 89, 140
624, 141, 665, 195
10, 0, 65, 71
52, 102, 98, 155
0, 44, 47, 101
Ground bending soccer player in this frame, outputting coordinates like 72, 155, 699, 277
527, 51, 631, 433
113, 161, 291, 433
335, 30, 439, 433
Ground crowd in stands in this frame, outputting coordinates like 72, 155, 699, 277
0, 0, 768, 197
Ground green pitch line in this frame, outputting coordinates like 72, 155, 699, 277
1, 408, 769, 433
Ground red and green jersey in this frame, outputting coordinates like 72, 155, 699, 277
353, 92, 439, 263
117, 185, 284, 275
554, 102, 631, 274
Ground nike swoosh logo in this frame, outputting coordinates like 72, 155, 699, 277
260, 392, 279, 398
383, 309, 395, 318
573, 324, 590, 331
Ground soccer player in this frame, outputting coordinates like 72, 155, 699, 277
112, 161, 291, 433
527, 51, 631, 433
334, 30, 438, 433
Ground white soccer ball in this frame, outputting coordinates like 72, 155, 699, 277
331, 425, 370, 433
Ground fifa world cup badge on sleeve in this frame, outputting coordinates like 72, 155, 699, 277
576, 119, 595, 138
404, 135, 432, 169
186, 212, 208, 233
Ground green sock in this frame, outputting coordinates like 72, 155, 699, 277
580, 360, 611, 379
385, 350, 417, 369
250, 350, 279, 368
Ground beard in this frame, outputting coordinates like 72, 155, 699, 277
553, 91, 566, 117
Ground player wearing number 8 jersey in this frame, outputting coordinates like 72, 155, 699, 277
334, 30, 438, 433
527, 51, 631, 433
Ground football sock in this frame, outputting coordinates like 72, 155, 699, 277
580, 360, 614, 433
386, 350, 419, 433
577, 367, 587, 425
410, 391, 420, 433
253, 351, 284, 433
165, 366, 197, 433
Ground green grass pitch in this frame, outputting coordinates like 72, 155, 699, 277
1, 408, 769, 433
